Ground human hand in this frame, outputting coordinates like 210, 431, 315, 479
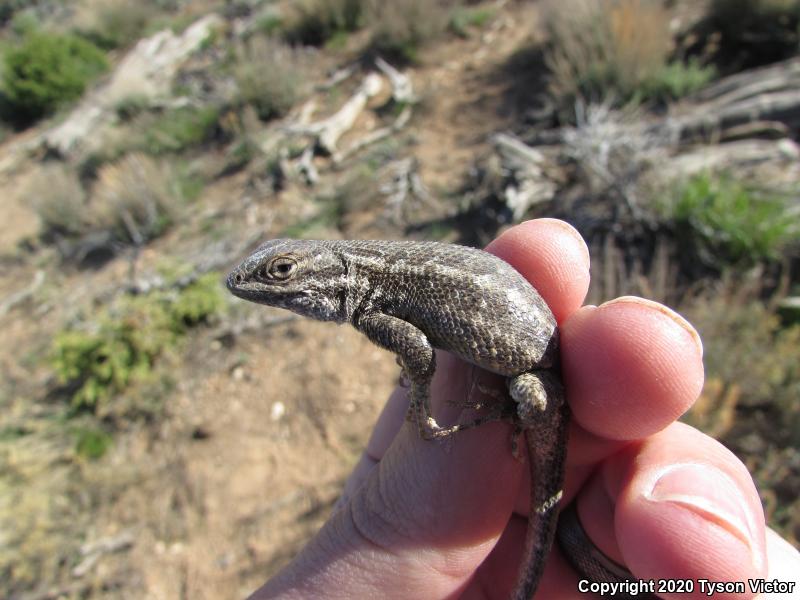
249, 219, 800, 599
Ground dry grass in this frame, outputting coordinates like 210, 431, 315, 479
366, 0, 453, 62
27, 155, 184, 252
541, 0, 673, 104
91, 153, 182, 245
233, 36, 310, 121
74, 0, 162, 49
28, 164, 91, 238
561, 102, 673, 209
285, 0, 365, 45
681, 285, 800, 544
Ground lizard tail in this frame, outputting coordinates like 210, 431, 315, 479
510, 399, 570, 600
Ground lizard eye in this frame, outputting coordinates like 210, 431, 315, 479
268, 257, 298, 280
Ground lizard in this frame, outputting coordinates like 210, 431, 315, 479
226, 238, 647, 600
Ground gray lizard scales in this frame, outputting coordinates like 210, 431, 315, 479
227, 238, 569, 600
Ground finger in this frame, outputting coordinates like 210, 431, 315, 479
339, 386, 409, 505
487, 218, 591, 323
574, 423, 767, 600
758, 528, 800, 600
562, 297, 704, 444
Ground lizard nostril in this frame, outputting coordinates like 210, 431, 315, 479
228, 271, 244, 288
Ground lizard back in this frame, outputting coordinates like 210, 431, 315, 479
325, 240, 559, 376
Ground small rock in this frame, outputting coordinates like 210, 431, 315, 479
270, 401, 286, 421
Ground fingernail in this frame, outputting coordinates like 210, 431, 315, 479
646, 463, 758, 562
601, 296, 703, 358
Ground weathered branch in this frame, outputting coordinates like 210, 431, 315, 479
0, 270, 44, 316
379, 157, 436, 223
670, 57, 800, 140
297, 146, 319, 185
660, 138, 800, 182
287, 74, 383, 155
72, 531, 135, 578
490, 133, 560, 219
334, 105, 412, 163
317, 63, 358, 91
374, 58, 416, 104
673, 90, 800, 140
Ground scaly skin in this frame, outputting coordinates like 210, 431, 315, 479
227, 238, 567, 600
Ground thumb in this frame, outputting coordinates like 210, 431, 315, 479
249, 356, 523, 599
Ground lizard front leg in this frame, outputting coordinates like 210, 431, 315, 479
508, 371, 569, 600
356, 312, 446, 440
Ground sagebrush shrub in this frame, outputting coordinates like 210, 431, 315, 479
542, 0, 672, 104
28, 165, 91, 237
233, 37, 307, 121
92, 153, 181, 245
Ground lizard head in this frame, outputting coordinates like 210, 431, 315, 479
226, 239, 347, 322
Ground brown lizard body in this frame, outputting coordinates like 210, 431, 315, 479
227, 239, 622, 599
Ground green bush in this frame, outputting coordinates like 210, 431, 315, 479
115, 94, 151, 121
449, 6, 494, 38
1, 32, 107, 124
641, 59, 716, 103
255, 12, 284, 36
661, 173, 797, 267
142, 105, 221, 155
52, 273, 225, 413
73, 427, 113, 459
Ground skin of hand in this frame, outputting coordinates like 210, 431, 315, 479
248, 219, 800, 600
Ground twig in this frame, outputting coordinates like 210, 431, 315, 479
317, 63, 359, 91
334, 105, 412, 163
374, 57, 416, 104
286, 74, 383, 155
72, 531, 135, 578
0, 270, 44, 316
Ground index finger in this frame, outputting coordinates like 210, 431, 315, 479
488, 220, 703, 468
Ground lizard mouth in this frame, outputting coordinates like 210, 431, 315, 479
226, 272, 293, 307
226, 270, 262, 302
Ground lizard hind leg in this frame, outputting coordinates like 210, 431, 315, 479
507, 370, 568, 509
507, 370, 570, 600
